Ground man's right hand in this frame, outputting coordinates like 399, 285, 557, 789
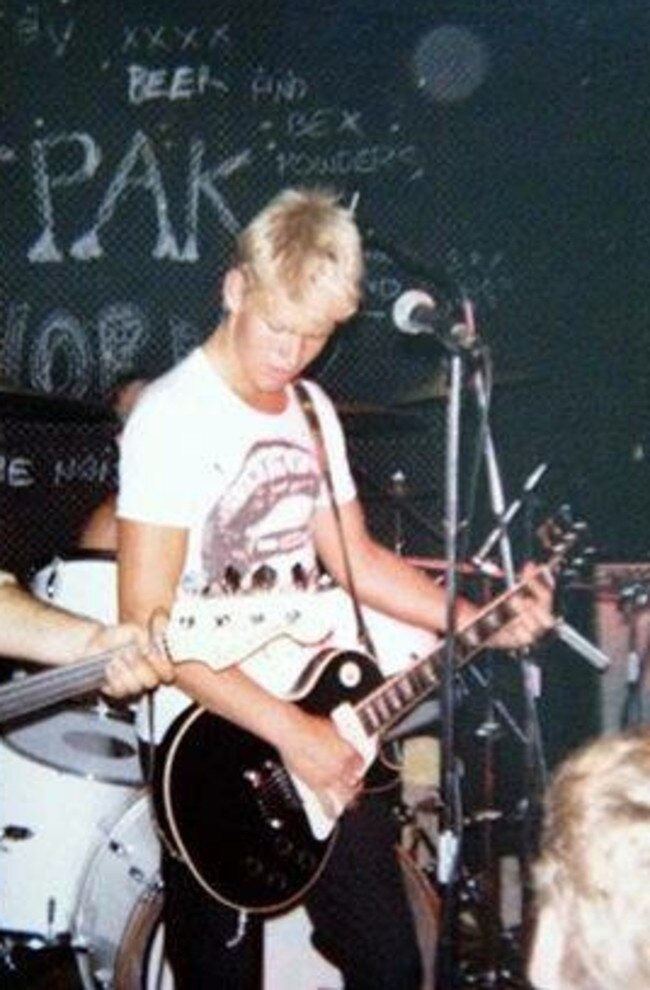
277, 708, 365, 819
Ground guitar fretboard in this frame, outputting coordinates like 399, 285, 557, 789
356, 573, 547, 738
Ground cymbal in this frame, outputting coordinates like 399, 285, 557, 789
336, 401, 428, 434
398, 369, 543, 405
0, 384, 114, 424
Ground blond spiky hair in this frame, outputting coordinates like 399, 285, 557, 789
235, 188, 363, 320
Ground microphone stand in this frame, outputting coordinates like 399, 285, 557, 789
435, 348, 467, 989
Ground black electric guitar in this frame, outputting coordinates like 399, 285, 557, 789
152, 519, 585, 913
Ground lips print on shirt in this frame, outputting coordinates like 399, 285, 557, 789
200, 439, 321, 588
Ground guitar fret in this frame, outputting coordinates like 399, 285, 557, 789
396, 678, 415, 704
375, 695, 392, 723
359, 707, 379, 734
458, 625, 482, 652
474, 599, 516, 640
385, 685, 402, 716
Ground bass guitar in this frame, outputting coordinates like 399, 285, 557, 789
0, 589, 331, 725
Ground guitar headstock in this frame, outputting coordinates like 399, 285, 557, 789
536, 503, 598, 582
164, 589, 333, 671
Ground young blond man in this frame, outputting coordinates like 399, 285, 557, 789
118, 187, 553, 987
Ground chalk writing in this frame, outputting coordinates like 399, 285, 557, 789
29, 132, 102, 263
29, 309, 92, 397
180, 141, 246, 261
14, 5, 40, 46
122, 24, 230, 54
3, 299, 203, 398
46, 16, 75, 58
3, 302, 30, 383
25, 129, 248, 263
444, 248, 513, 311
276, 144, 419, 179
14, 3, 75, 57
365, 274, 403, 305
251, 67, 308, 104
0, 455, 35, 488
286, 108, 365, 141
96, 303, 148, 393
53, 449, 114, 487
127, 64, 228, 104
71, 130, 179, 261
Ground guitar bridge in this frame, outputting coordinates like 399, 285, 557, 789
243, 759, 302, 830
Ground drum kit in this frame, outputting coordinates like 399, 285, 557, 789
1, 553, 443, 990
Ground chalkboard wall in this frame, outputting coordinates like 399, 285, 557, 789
1, 0, 648, 576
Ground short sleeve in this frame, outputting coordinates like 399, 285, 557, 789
117, 390, 198, 528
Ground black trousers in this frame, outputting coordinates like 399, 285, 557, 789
162, 791, 423, 989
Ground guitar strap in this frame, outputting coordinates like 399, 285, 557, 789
294, 379, 377, 658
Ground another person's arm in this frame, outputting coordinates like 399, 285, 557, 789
0, 572, 173, 697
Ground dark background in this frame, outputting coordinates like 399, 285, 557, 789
1, 0, 648, 774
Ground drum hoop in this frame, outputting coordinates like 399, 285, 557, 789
1, 710, 141, 786
113, 887, 165, 990
31, 550, 117, 573
395, 844, 439, 990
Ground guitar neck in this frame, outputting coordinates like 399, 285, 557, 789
354, 566, 553, 741
0, 655, 107, 723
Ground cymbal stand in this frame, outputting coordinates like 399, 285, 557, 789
619, 580, 650, 728
469, 360, 548, 971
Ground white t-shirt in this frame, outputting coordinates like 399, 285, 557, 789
117, 346, 356, 738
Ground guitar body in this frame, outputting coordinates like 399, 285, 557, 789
152, 648, 396, 913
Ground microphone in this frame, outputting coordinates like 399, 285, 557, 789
392, 289, 480, 354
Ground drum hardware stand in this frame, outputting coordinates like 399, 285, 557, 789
619, 579, 650, 728
454, 653, 534, 989
354, 464, 444, 550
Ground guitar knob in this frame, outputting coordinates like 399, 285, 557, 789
244, 856, 264, 876
296, 849, 317, 872
267, 871, 288, 891
274, 835, 294, 857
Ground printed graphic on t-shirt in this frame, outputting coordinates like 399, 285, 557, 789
200, 439, 320, 587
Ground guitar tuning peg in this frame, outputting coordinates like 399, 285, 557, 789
251, 565, 277, 591
291, 563, 309, 590
223, 566, 242, 593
